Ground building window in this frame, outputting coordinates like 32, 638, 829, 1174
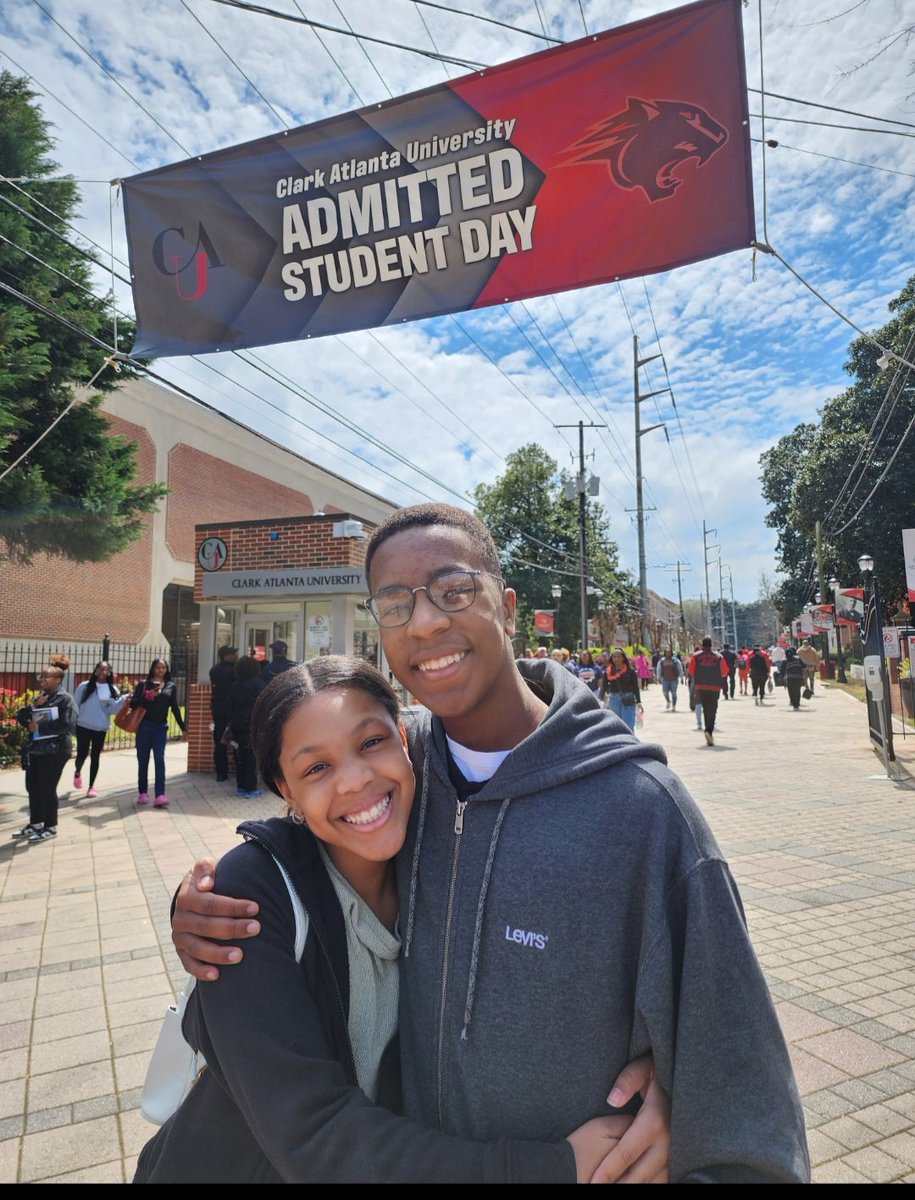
162, 583, 199, 647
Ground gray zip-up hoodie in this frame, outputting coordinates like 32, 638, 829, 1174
397, 658, 810, 1183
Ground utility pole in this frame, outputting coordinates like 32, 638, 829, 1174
726, 566, 738, 647
632, 335, 667, 650
703, 522, 718, 637
815, 519, 832, 676
555, 420, 605, 651
718, 558, 726, 644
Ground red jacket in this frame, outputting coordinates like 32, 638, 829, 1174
688, 650, 729, 692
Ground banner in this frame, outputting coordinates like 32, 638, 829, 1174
122, 0, 753, 357
534, 610, 556, 635
811, 603, 834, 632
836, 587, 865, 627
903, 529, 915, 602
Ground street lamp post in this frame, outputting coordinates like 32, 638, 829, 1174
828, 577, 848, 683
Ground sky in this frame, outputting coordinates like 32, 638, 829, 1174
1, 0, 914, 608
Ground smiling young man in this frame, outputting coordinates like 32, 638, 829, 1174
172, 503, 809, 1183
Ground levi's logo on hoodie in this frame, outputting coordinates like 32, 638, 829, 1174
505, 924, 549, 950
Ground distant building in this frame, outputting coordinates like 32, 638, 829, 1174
0, 376, 397, 669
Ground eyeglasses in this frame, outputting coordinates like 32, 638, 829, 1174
365, 569, 501, 629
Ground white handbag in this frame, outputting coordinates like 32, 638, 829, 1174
140, 853, 307, 1125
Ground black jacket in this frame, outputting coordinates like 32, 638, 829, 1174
208, 660, 236, 721
134, 818, 568, 1183
130, 681, 186, 731
226, 675, 266, 739
599, 665, 641, 703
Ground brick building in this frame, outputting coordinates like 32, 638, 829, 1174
1, 376, 399, 768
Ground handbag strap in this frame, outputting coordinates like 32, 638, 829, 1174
174, 854, 306, 1012
269, 852, 307, 962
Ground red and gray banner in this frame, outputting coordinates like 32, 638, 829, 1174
121, 0, 754, 358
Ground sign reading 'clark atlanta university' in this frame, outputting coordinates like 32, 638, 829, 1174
201, 567, 366, 599
121, 0, 753, 357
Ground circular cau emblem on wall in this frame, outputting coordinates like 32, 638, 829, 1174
198, 536, 228, 571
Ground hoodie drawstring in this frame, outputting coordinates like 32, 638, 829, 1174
461, 796, 511, 1041
403, 746, 431, 959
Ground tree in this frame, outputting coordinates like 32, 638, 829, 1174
472, 443, 634, 650
0, 72, 166, 564
760, 275, 915, 610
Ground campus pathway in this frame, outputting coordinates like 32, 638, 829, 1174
2, 678, 915, 1182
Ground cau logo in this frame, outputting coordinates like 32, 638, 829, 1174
565, 97, 729, 201
151, 223, 223, 301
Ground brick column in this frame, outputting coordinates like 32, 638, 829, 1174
187, 683, 212, 773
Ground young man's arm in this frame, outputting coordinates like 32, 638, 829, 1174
171, 862, 672, 1181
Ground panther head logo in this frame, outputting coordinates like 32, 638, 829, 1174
564, 97, 729, 202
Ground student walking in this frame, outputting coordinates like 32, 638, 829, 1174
736, 648, 750, 696
13, 663, 76, 843
600, 648, 643, 733
797, 640, 821, 695
72, 661, 127, 797
748, 646, 772, 705
687, 638, 729, 746
783, 647, 805, 711
656, 651, 684, 711
129, 659, 186, 808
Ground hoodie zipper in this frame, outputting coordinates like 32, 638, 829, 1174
435, 796, 468, 1126
242, 831, 358, 1086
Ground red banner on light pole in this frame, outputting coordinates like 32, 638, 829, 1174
122, 0, 753, 357
534, 610, 556, 635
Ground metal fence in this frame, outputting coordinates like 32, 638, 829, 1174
0, 637, 192, 767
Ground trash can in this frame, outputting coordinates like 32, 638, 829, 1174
821, 660, 835, 680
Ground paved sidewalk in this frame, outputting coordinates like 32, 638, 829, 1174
2, 681, 915, 1182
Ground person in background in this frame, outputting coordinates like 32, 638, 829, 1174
797, 640, 821, 695
736, 647, 750, 696
226, 654, 268, 799
748, 645, 772, 706
783, 647, 806, 711
656, 650, 684, 711
261, 640, 297, 683
209, 645, 238, 783
687, 637, 729, 746
769, 642, 787, 674
129, 659, 186, 808
574, 648, 604, 699
600, 647, 642, 733
721, 645, 738, 700
72, 661, 127, 797
635, 650, 653, 690
686, 644, 703, 730
13, 663, 76, 843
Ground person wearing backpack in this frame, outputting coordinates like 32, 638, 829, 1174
656, 651, 684, 711
687, 638, 729, 746
736, 648, 750, 696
